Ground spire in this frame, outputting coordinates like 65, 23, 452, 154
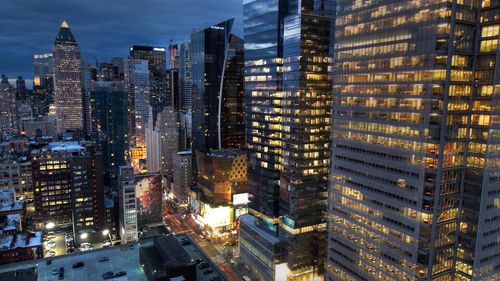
60, 20, 69, 28
54, 20, 76, 45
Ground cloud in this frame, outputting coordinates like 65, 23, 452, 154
0, 0, 243, 79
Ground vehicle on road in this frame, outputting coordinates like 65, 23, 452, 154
98, 257, 110, 262
210, 277, 221, 281
52, 269, 59, 275
198, 262, 209, 269
203, 268, 214, 275
72, 261, 84, 268
242, 276, 252, 281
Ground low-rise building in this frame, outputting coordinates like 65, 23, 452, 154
193, 149, 248, 237
140, 235, 196, 281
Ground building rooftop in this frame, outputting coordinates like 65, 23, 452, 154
47, 142, 84, 152
0, 235, 225, 281
0, 231, 42, 251
206, 149, 245, 158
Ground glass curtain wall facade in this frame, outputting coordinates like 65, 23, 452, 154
327, 1, 500, 281
241, 0, 334, 280
191, 19, 243, 153
90, 81, 128, 186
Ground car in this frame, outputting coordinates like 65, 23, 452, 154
102, 271, 114, 279
195, 258, 203, 264
129, 244, 134, 249
210, 277, 221, 281
181, 240, 191, 246
72, 261, 84, 268
115, 271, 127, 277
203, 268, 214, 275
98, 257, 110, 262
46, 258, 52, 265
52, 268, 59, 275
224, 240, 236, 247
198, 262, 209, 269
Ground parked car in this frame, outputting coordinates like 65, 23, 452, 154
115, 271, 127, 277
98, 257, 110, 262
46, 258, 52, 265
102, 271, 114, 279
72, 262, 84, 268
52, 268, 59, 275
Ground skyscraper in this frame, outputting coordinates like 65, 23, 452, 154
169, 43, 179, 69
327, 1, 500, 281
239, 1, 334, 280
91, 81, 129, 185
179, 40, 193, 112
0, 75, 18, 138
129, 59, 150, 148
33, 53, 54, 116
129, 45, 167, 117
33, 53, 53, 90
190, 19, 245, 153
52, 20, 84, 134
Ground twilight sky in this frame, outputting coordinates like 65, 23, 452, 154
0, 0, 243, 84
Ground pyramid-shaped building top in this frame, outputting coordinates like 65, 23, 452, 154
54, 20, 77, 45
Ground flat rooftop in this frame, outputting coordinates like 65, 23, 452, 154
0, 243, 147, 281
0, 234, 226, 281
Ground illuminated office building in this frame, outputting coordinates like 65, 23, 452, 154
194, 149, 248, 236
33, 53, 53, 90
179, 40, 193, 112
239, 1, 334, 280
0, 75, 18, 138
32, 142, 105, 240
118, 165, 138, 244
129, 45, 167, 117
327, 1, 500, 281
129, 59, 150, 147
52, 20, 84, 134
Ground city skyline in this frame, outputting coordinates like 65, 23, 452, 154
0, 0, 243, 79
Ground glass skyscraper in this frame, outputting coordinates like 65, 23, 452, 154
240, 0, 335, 280
327, 1, 500, 281
190, 19, 245, 153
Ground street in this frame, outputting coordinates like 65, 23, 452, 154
163, 204, 249, 281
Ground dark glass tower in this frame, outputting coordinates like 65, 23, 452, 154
91, 81, 128, 186
239, 1, 335, 280
191, 19, 245, 153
